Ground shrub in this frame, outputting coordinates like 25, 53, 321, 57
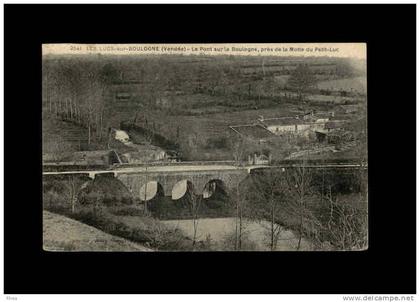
219, 231, 259, 251
69, 207, 193, 251
108, 205, 145, 216
204, 137, 229, 149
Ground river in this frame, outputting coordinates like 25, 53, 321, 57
162, 217, 313, 251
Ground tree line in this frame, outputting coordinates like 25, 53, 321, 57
229, 166, 367, 251
43, 59, 115, 145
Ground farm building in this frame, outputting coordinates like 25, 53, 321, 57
326, 129, 355, 144
259, 117, 300, 134
257, 117, 327, 136
247, 153, 271, 165
324, 120, 346, 132
315, 131, 327, 143
315, 127, 353, 144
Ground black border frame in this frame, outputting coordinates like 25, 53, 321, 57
4, 4, 416, 294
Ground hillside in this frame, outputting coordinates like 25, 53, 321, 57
42, 116, 135, 160
43, 211, 152, 251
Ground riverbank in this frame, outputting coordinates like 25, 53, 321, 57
43, 210, 152, 252
162, 217, 313, 251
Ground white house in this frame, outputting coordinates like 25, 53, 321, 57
259, 117, 299, 134
258, 117, 327, 136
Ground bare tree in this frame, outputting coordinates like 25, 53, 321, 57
280, 166, 368, 251
230, 138, 251, 250
62, 175, 79, 214
284, 165, 314, 250
185, 184, 202, 249
143, 128, 154, 145
321, 185, 368, 251
232, 183, 252, 251
232, 137, 245, 166
287, 64, 317, 101
247, 170, 288, 251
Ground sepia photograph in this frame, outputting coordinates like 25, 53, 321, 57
4, 2, 418, 297
42, 43, 368, 252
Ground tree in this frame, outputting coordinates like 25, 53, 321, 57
232, 183, 253, 251
313, 167, 368, 251
247, 170, 288, 251
320, 187, 368, 250
185, 183, 202, 249
62, 175, 79, 214
80, 66, 106, 146
284, 165, 315, 250
287, 64, 317, 101
335, 59, 354, 78
231, 137, 246, 166
231, 138, 250, 250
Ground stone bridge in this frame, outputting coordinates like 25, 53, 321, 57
116, 167, 250, 200
43, 164, 257, 201
43, 161, 367, 201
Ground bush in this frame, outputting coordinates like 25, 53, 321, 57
149, 195, 233, 220
43, 183, 73, 214
108, 205, 145, 216
78, 175, 134, 206
69, 207, 192, 251
219, 231, 259, 251
204, 137, 229, 149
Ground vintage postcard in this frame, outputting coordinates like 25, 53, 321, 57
42, 43, 367, 252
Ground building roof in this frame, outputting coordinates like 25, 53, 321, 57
260, 117, 299, 127
261, 117, 329, 127
325, 120, 345, 129
230, 124, 277, 139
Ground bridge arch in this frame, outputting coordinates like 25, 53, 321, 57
171, 179, 194, 201
202, 179, 227, 199
202, 179, 229, 209
139, 181, 165, 201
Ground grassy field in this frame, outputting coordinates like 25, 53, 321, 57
317, 76, 367, 94
43, 54, 366, 162
42, 99, 340, 162
43, 73, 365, 162
42, 114, 138, 160
42, 116, 85, 155
43, 210, 151, 251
